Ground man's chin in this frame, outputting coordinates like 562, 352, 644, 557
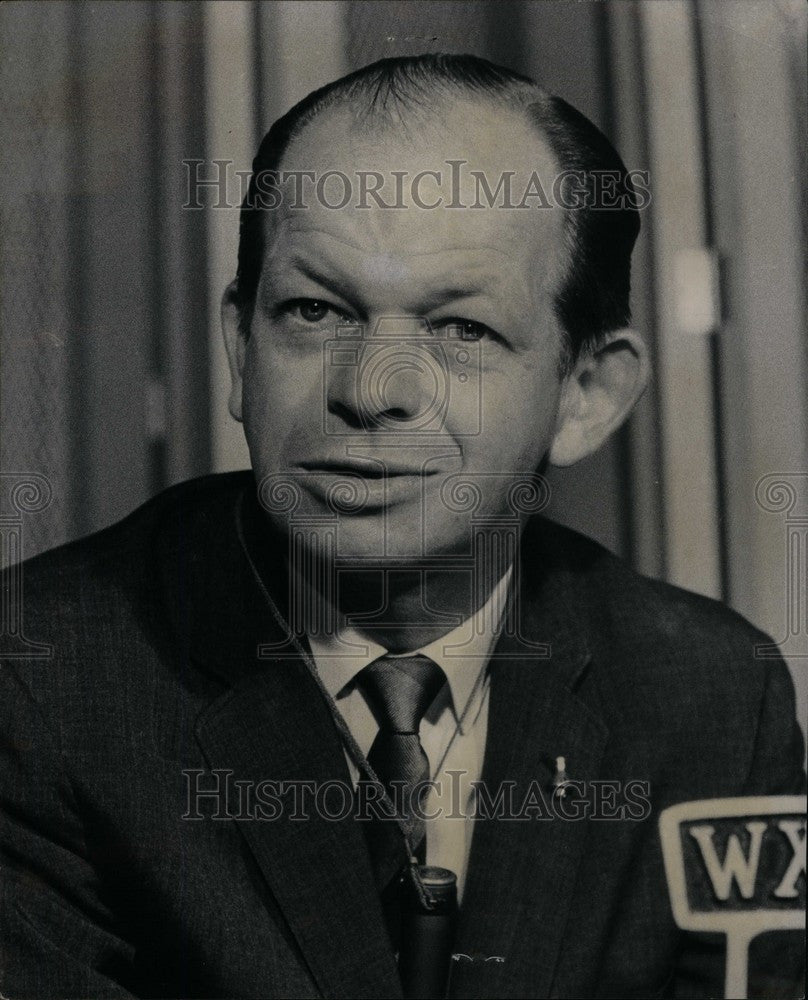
255, 466, 479, 563
270, 506, 468, 565
320, 512, 445, 562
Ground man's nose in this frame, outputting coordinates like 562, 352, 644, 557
326, 335, 447, 431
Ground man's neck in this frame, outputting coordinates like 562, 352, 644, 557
291, 561, 512, 653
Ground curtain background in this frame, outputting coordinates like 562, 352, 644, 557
1, 0, 805, 736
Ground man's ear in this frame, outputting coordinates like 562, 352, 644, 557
549, 328, 649, 467
221, 281, 247, 422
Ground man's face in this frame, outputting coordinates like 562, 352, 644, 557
236, 99, 569, 560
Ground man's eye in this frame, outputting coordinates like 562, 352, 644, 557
274, 298, 352, 326
458, 321, 487, 341
296, 299, 332, 323
441, 319, 496, 342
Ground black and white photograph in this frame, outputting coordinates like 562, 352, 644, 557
0, 2, 805, 997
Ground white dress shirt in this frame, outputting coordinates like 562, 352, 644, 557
307, 568, 512, 900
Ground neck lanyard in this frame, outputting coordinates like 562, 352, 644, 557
427, 653, 490, 783
236, 494, 439, 909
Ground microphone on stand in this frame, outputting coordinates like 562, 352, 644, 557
398, 865, 458, 1000
659, 795, 806, 1000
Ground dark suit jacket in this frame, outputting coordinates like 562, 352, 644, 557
0, 472, 804, 999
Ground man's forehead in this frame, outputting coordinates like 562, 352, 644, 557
267, 225, 517, 295
264, 97, 566, 283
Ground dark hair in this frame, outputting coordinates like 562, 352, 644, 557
234, 53, 640, 363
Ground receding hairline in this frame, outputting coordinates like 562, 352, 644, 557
257, 89, 570, 346
235, 53, 641, 360
274, 77, 561, 170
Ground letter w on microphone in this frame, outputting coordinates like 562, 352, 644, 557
659, 796, 805, 999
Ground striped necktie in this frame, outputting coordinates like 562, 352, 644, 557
358, 653, 446, 887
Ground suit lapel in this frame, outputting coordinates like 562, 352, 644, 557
195, 659, 402, 1000
450, 519, 609, 999
172, 480, 401, 999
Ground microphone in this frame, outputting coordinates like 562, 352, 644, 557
398, 865, 458, 1000
659, 795, 806, 999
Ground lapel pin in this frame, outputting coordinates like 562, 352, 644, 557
552, 755, 571, 798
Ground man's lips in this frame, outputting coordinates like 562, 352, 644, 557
297, 459, 441, 478
295, 459, 445, 511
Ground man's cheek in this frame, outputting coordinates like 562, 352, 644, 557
245, 350, 319, 413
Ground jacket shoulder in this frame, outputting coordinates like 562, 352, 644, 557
0, 471, 253, 677
537, 516, 772, 653
0, 472, 255, 750
533, 517, 784, 718
536, 519, 803, 792
8, 471, 253, 590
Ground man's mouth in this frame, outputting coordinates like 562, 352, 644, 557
298, 459, 440, 479
296, 458, 443, 511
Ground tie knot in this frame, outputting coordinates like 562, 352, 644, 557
359, 654, 446, 734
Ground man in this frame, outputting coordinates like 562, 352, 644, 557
0, 54, 804, 999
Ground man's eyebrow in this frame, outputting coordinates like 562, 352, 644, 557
280, 256, 493, 312
416, 284, 490, 311
284, 257, 352, 303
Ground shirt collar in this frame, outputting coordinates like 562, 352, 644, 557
307, 567, 513, 735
